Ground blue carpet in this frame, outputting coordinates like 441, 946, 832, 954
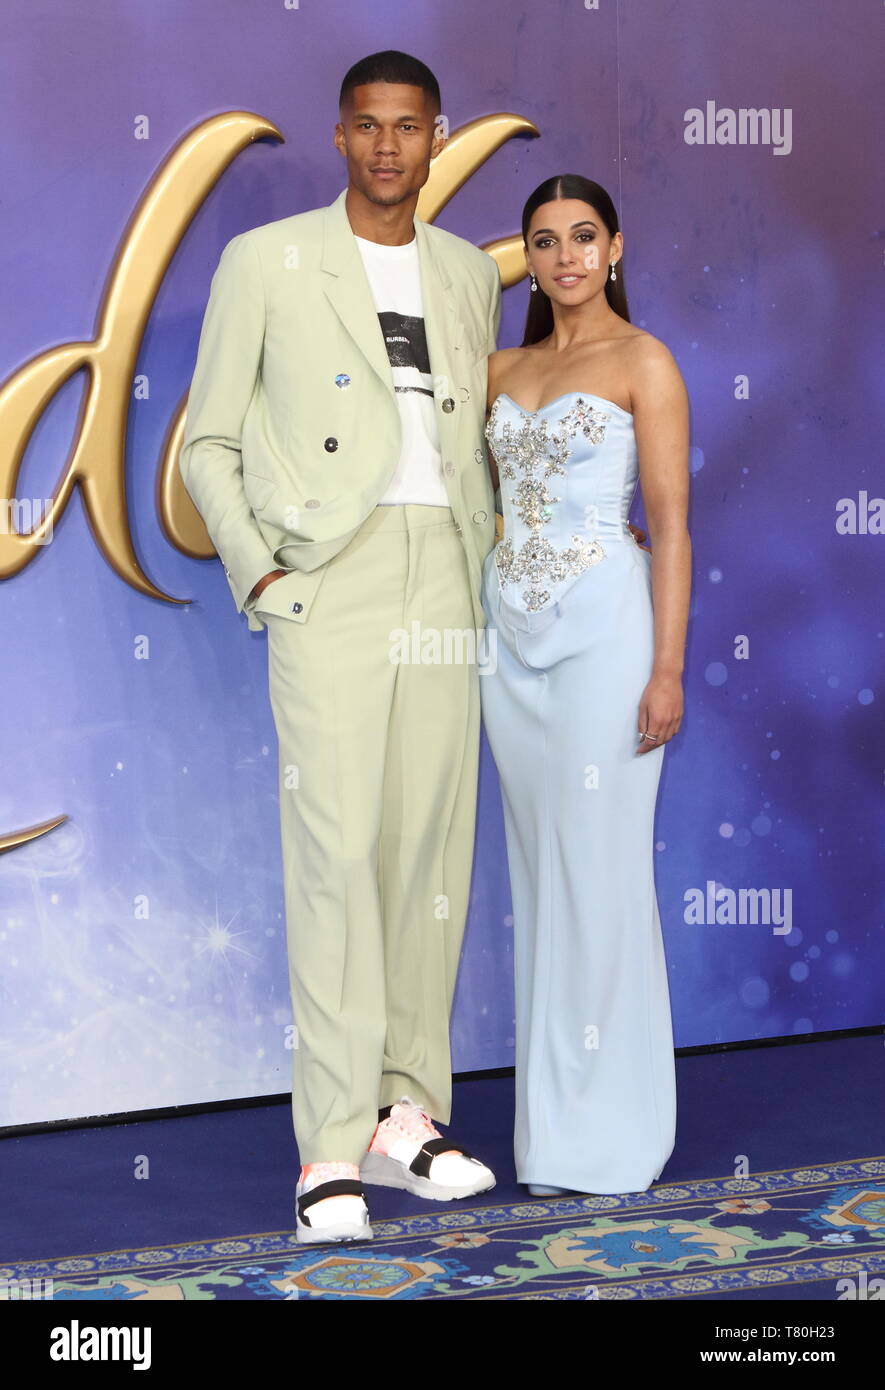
2, 1035, 883, 1300
4, 1158, 885, 1300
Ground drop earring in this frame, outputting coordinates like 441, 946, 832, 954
609, 261, 617, 282
530, 273, 538, 293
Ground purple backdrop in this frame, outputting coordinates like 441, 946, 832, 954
1, 0, 882, 1127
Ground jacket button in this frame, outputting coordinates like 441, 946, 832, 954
291, 602, 303, 614
442, 398, 455, 412
324, 437, 338, 451
305, 498, 320, 508
444, 461, 455, 477
472, 510, 488, 523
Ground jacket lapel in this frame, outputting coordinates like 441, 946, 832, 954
320, 186, 466, 410
414, 210, 467, 391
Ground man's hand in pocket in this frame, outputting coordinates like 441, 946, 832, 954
248, 569, 287, 604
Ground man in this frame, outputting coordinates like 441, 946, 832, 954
179, 50, 500, 1244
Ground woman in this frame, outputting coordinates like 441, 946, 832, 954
480, 174, 690, 1195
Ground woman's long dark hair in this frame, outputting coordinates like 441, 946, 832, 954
521, 175, 630, 347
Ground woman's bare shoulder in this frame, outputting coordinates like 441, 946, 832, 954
624, 329, 687, 410
623, 327, 678, 369
488, 346, 526, 369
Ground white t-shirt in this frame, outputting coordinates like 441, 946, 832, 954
353, 233, 450, 506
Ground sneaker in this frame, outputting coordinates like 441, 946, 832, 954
359, 1095, 495, 1200
295, 1161, 373, 1244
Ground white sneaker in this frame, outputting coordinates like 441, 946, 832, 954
295, 1161, 373, 1244
359, 1096, 496, 1200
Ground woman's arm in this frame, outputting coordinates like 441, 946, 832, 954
484, 350, 503, 495
630, 337, 692, 750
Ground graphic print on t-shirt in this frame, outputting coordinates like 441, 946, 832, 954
377, 310, 434, 399
352, 231, 448, 505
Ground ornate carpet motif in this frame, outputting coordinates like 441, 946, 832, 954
4, 1159, 884, 1301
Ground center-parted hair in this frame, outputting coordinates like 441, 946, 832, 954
521, 174, 630, 346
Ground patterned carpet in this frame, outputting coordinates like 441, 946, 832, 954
5, 1157, 884, 1301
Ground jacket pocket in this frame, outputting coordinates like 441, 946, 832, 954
242, 468, 278, 511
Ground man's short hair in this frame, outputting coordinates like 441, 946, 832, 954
339, 50, 441, 116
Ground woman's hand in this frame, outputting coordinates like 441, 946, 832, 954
636, 671, 683, 754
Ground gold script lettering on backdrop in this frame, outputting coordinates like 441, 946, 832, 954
0, 110, 539, 851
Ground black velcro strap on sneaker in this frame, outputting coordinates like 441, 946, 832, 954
297, 1178, 365, 1227
409, 1136, 474, 1180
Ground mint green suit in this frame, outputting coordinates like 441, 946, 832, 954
180, 187, 501, 1161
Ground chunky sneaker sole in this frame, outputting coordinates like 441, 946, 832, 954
295, 1210, 374, 1245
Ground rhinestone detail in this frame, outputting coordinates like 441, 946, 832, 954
486, 395, 608, 610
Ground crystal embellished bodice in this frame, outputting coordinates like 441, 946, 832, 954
484, 391, 639, 612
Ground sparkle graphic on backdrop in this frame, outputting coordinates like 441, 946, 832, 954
194, 905, 258, 965
377, 310, 434, 399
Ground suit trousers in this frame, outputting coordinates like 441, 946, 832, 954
258, 503, 481, 1164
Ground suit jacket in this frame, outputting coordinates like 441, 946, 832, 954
179, 185, 502, 632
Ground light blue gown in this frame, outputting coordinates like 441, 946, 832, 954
479, 390, 677, 1194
